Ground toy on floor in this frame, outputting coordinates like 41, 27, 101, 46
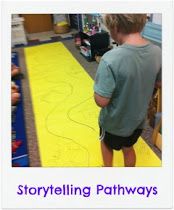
12, 139, 22, 153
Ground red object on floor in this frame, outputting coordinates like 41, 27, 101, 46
12, 163, 21, 167
12, 140, 22, 153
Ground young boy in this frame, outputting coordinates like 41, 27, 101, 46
94, 14, 161, 167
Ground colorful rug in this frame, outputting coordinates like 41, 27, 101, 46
24, 42, 161, 167
12, 52, 29, 167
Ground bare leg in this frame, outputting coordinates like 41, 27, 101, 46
122, 146, 136, 167
101, 140, 113, 167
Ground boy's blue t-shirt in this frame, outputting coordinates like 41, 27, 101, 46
94, 43, 161, 137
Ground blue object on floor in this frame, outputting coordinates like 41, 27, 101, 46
12, 52, 29, 167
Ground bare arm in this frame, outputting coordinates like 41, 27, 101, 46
94, 92, 111, 108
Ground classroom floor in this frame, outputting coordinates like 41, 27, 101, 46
25, 29, 77, 46
13, 30, 161, 166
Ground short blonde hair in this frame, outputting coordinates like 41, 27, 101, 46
104, 14, 147, 34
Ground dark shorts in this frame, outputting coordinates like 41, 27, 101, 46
99, 127, 143, 151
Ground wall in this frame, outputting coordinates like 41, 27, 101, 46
152, 14, 162, 25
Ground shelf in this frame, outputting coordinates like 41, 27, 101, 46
79, 30, 109, 61
81, 30, 107, 37
80, 52, 92, 61
12, 17, 25, 25
82, 39, 91, 46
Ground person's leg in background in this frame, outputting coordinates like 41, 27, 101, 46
101, 140, 113, 167
122, 146, 136, 167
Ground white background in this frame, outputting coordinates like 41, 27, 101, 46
1, 0, 174, 209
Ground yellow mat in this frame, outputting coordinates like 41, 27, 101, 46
24, 42, 161, 167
